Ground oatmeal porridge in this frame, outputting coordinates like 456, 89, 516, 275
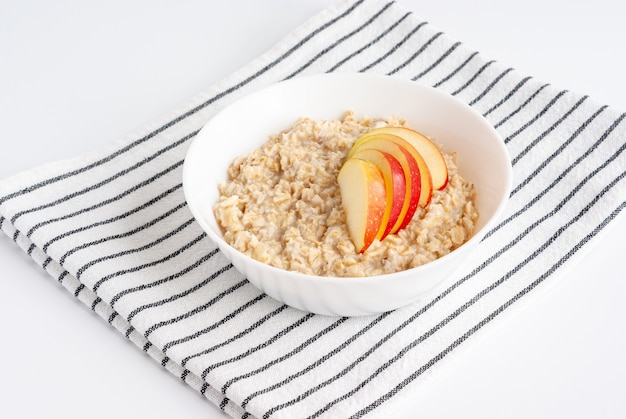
214, 111, 478, 277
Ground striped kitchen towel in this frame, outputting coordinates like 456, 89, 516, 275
1, 0, 624, 417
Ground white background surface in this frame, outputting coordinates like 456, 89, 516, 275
1, 1, 625, 418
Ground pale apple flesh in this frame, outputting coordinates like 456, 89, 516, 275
351, 148, 407, 240
348, 134, 423, 233
357, 126, 449, 190
337, 158, 387, 253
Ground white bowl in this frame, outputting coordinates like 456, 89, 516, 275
183, 73, 512, 317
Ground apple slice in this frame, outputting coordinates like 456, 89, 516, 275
349, 132, 433, 210
337, 158, 387, 253
348, 134, 426, 232
351, 148, 407, 240
358, 126, 448, 190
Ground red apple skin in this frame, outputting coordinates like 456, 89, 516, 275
348, 134, 423, 233
359, 126, 448, 190
351, 148, 406, 240
337, 158, 387, 253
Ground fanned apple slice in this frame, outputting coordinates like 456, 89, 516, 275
348, 134, 426, 232
351, 148, 407, 240
337, 158, 387, 253
350, 133, 433, 210
358, 126, 448, 190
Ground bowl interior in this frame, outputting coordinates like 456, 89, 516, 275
183, 73, 511, 281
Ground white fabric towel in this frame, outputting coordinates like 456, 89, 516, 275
1, 0, 625, 417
